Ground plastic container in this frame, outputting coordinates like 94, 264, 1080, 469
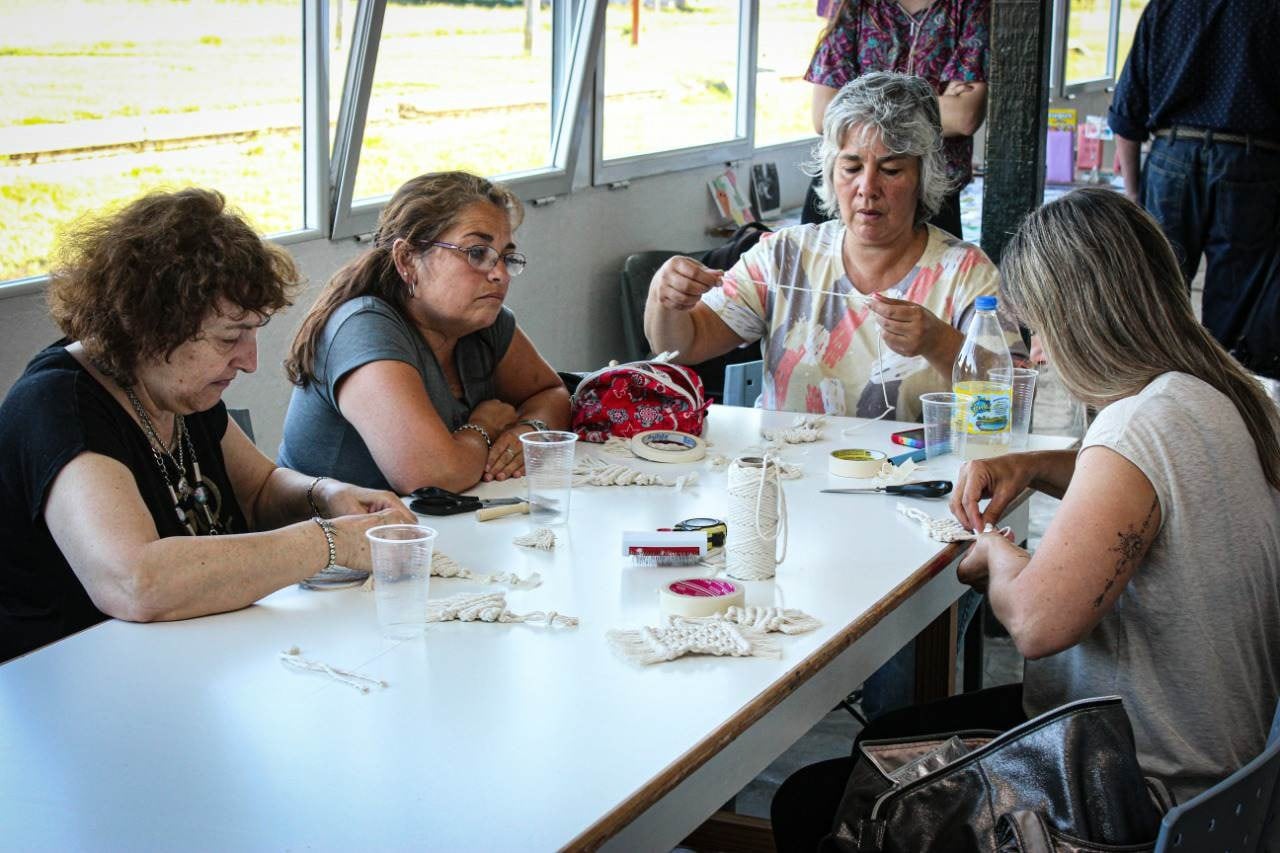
952, 295, 1013, 459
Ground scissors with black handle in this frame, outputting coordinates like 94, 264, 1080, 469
410, 486, 527, 516
820, 480, 953, 499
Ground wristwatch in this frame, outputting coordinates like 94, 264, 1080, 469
517, 418, 549, 432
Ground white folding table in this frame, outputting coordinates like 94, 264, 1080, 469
0, 405, 1074, 851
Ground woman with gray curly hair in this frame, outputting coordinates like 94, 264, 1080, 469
646, 72, 1021, 422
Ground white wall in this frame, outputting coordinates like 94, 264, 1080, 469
0, 144, 814, 457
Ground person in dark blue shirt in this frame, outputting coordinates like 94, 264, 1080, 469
1109, 0, 1280, 380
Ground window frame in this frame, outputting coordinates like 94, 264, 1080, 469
591, 0, 759, 186
1055, 0, 1123, 99
328, 0, 605, 240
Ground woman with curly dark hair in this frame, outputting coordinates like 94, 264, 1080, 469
0, 188, 415, 663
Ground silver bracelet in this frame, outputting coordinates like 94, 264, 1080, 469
306, 475, 328, 517
454, 422, 492, 448
312, 516, 337, 570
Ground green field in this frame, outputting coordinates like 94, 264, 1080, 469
0, 0, 821, 282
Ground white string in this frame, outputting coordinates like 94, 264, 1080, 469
512, 527, 557, 550
360, 553, 541, 591
573, 456, 697, 490
425, 591, 578, 627
734, 275, 895, 425
725, 454, 788, 581
279, 647, 387, 693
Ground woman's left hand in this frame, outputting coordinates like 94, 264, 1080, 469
318, 480, 416, 521
867, 293, 949, 359
956, 528, 1018, 593
484, 425, 529, 482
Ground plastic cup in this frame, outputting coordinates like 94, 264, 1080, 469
366, 524, 436, 639
519, 430, 578, 526
989, 367, 1039, 450
919, 392, 963, 460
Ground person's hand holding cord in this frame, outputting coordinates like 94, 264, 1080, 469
866, 292, 964, 376
644, 256, 747, 366
950, 450, 1079, 533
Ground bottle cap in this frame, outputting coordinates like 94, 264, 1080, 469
975, 295, 998, 311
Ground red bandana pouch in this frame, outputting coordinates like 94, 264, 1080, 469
571, 358, 711, 443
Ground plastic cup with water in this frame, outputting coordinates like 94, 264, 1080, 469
366, 524, 436, 639
989, 367, 1039, 450
519, 430, 578, 526
919, 392, 963, 460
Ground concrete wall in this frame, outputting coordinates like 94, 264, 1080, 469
0, 143, 815, 457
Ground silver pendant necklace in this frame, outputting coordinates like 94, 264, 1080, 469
123, 385, 224, 535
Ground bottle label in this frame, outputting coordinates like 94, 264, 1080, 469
954, 381, 1012, 435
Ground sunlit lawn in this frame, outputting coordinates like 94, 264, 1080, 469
1, 0, 821, 281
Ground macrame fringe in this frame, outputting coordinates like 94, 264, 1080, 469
512, 527, 557, 550
425, 591, 578, 628
600, 435, 635, 456
279, 646, 387, 693
716, 605, 822, 635
762, 414, 826, 444
573, 456, 698, 490
360, 553, 542, 591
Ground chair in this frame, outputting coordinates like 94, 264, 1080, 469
1154, 698, 1280, 852
619, 250, 682, 363
227, 408, 255, 444
722, 359, 763, 407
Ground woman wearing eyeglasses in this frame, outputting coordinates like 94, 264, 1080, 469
279, 171, 570, 494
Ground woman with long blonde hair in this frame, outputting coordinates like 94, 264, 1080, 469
770, 188, 1280, 849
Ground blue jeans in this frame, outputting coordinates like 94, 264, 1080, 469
1142, 134, 1280, 379
860, 588, 984, 720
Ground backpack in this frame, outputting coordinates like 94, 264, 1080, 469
570, 355, 711, 443
699, 221, 772, 270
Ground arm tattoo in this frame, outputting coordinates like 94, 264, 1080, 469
1092, 496, 1158, 609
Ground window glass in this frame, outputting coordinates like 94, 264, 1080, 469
1063, 0, 1112, 85
0, 0, 304, 283
330, 0, 360, 154
601, 0, 742, 161
755, 0, 825, 147
352, 2, 554, 201
1113, 0, 1147, 79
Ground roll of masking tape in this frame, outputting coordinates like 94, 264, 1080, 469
659, 577, 745, 617
631, 430, 707, 463
828, 448, 887, 479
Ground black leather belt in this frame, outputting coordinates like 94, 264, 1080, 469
1154, 126, 1280, 153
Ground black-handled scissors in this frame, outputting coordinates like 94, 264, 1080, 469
820, 480, 953, 499
409, 486, 527, 516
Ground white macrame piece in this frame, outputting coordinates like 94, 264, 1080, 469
573, 456, 698, 490
872, 458, 920, 487
512, 527, 557, 550
708, 454, 731, 469
279, 646, 387, 693
762, 414, 826, 444
361, 553, 541, 591
897, 503, 976, 542
425, 591, 578, 627
607, 619, 778, 665
600, 436, 635, 456
716, 606, 822, 635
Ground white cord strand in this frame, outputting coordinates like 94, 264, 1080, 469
734, 275, 895, 424
279, 647, 387, 693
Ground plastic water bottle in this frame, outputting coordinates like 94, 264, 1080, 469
952, 295, 1013, 459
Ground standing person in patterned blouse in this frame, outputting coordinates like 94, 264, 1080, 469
803, 0, 990, 239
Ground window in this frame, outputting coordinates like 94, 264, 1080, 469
351, 1, 558, 202
596, 0, 750, 177
1056, 0, 1147, 97
754, 0, 825, 148
0, 0, 304, 283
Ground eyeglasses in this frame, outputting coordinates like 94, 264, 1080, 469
427, 241, 527, 276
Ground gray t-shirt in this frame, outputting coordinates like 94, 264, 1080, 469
277, 296, 516, 491
1024, 372, 1280, 803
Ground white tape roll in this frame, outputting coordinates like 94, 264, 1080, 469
828, 448, 887, 478
631, 430, 707, 463
659, 577, 745, 617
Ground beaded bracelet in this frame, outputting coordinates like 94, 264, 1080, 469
312, 516, 337, 570
306, 475, 328, 517
454, 422, 492, 448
